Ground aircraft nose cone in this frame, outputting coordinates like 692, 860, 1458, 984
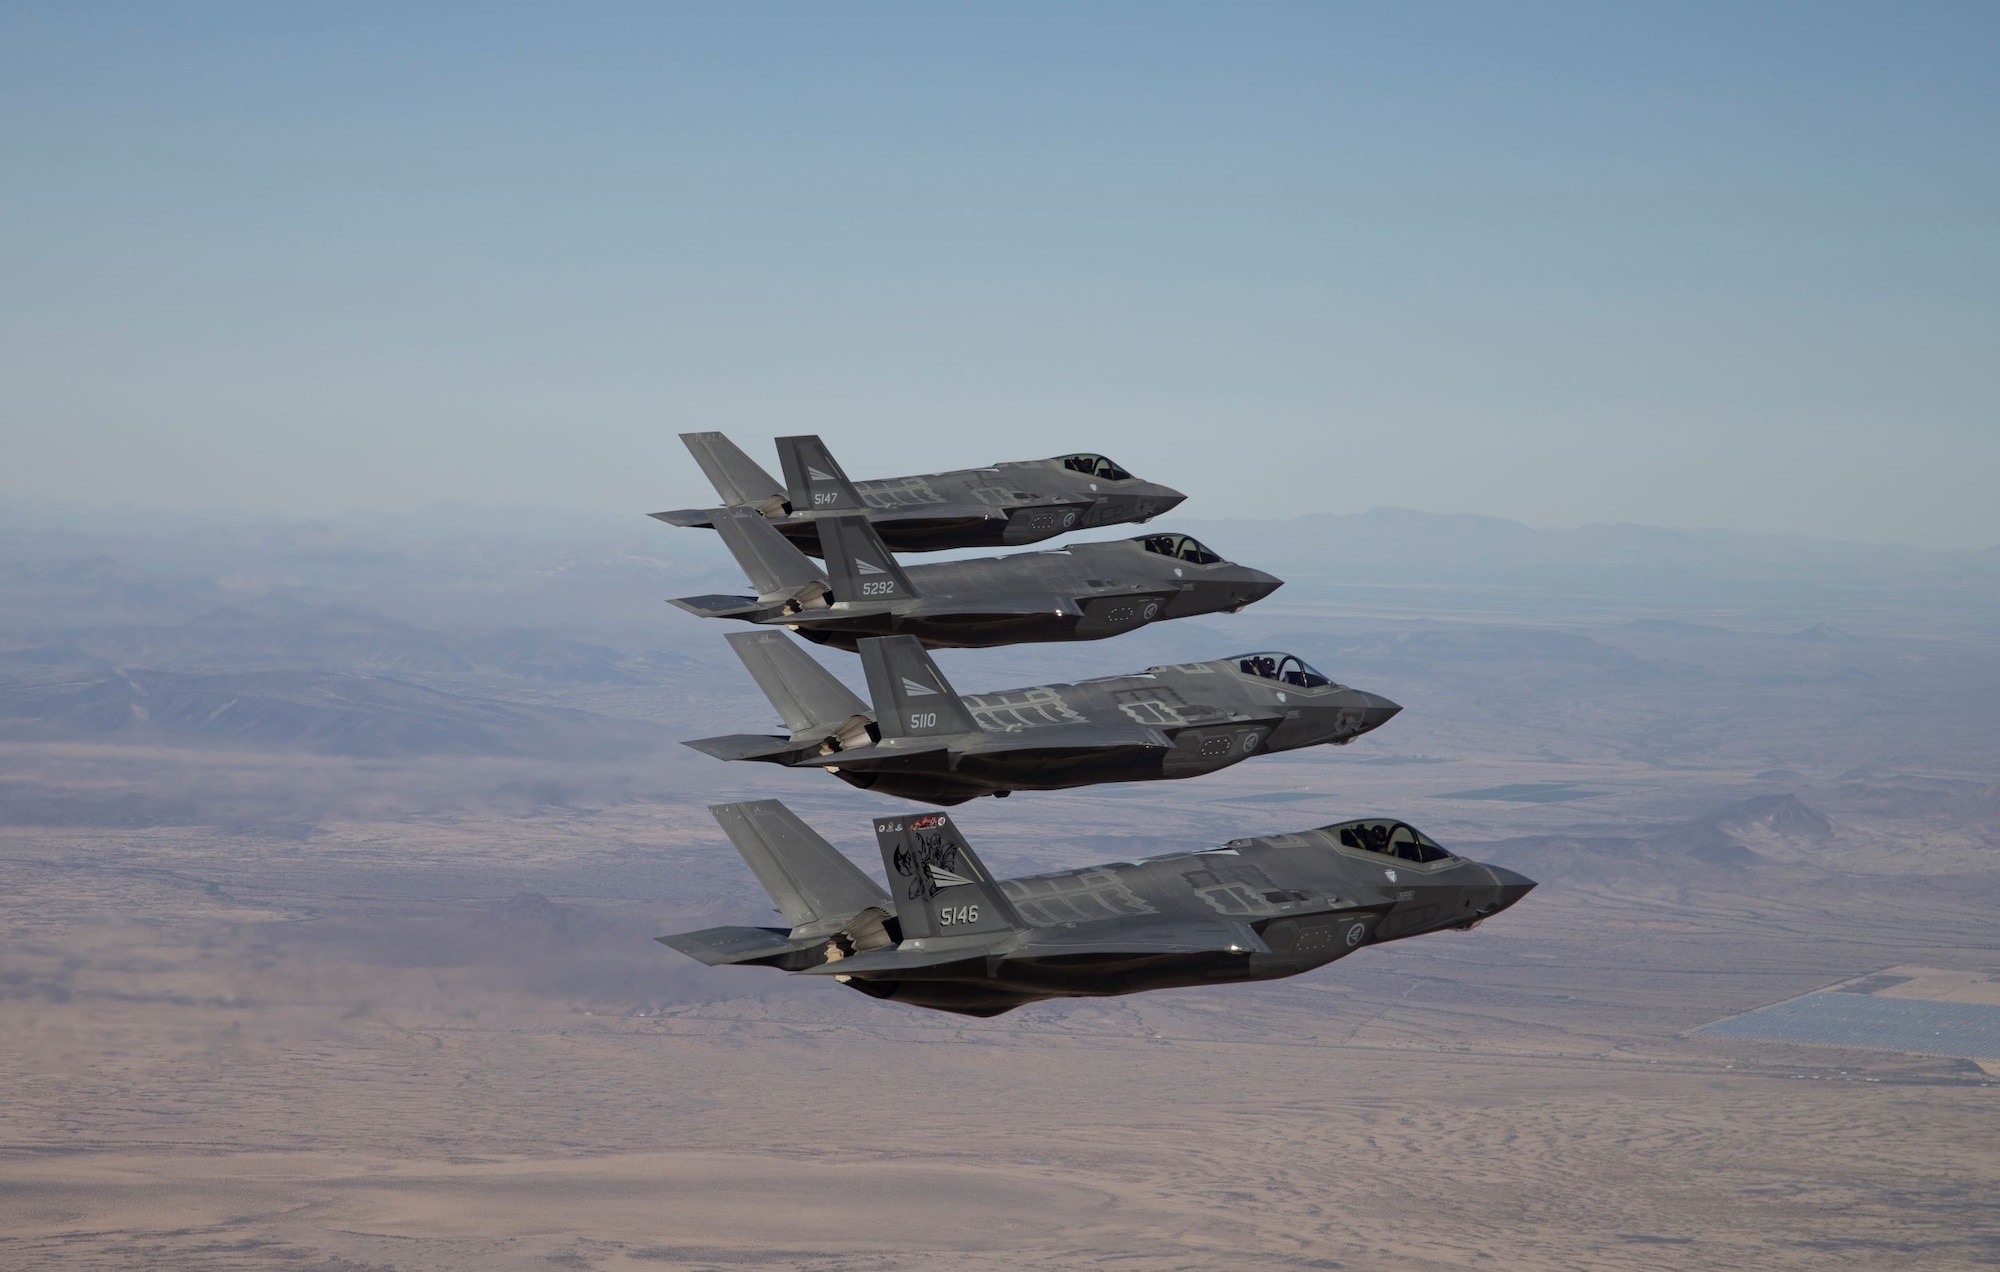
1151, 485, 1188, 513
1236, 568, 1284, 606
1485, 865, 1537, 911
1358, 691, 1401, 734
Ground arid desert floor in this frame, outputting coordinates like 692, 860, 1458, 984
3, 514, 1998, 1268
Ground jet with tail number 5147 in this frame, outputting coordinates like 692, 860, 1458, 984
658, 801, 1535, 1017
653, 432, 1186, 554
686, 629, 1402, 805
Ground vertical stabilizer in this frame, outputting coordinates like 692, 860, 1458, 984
857, 636, 979, 740
817, 514, 919, 603
872, 811, 1026, 941
776, 435, 869, 515
711, 801, 891, 939
681, 432, 788, 514
724, 630, 870, 737
712, 507, 829, 605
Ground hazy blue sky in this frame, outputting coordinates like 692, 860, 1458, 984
3, 3, 1995, 547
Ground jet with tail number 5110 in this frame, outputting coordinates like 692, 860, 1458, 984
687, 629, 1402, 805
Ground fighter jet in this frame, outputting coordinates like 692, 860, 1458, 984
652, 433, 1185, 554
669, 499, 1281, 651
686, 630, 1401, 804
659, 801, 1535, 1017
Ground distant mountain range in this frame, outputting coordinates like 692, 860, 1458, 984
1475, 794, 1837, 886
1179, 507, 2000, 582
0, 605, 698, 684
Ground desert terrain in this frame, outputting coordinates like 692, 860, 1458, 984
3, 509, 1998, 1269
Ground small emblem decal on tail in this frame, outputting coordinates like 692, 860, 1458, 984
893, 823, 967, 900
808, 466, 837, 481
901, 677, 937, 696
856, 559, 888, 575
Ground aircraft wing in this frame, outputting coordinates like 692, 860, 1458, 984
952, 723, 1173, 757
809, 723, 1168, 774
852, 498, 1091, 523
796, 916, 1273, 978
902, 592, 1075, 617
783, 737, 957, 769
904, 590, 1173, 621
794, 938, 1004, 976
1008, 916, 1272, 958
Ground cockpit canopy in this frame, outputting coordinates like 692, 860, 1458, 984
1327, 819, 1454, 863
1140, 533, 1224, 565
1232, 651, 1335, 688
1058, 453, 1134, 481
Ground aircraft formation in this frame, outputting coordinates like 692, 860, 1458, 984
650, 432, 1534, 1016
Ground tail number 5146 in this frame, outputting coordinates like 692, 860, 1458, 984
939, 904, 979, 926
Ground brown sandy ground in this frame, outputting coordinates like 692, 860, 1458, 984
4, 745, 2000, 1270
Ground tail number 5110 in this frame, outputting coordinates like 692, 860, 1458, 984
908, 712, 938, 730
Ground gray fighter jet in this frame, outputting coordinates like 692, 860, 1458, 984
652, 433, 1185, 554
659, 801, 1535, 1017
687, 630, 1401, 804
669, 500, 1281, 651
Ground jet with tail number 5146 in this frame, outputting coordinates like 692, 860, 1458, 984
658, 801, 1535, 1017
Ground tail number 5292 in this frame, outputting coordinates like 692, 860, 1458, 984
939, 904, 979, 926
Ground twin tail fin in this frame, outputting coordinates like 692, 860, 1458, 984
873, 811, 1026, 941
858, 635, 978, 740
776, 434, 869, 515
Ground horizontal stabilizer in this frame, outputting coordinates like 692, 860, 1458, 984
649, 507, 715, 529
683, 733, 812, 763
656, 925, 817, 966
667, 593, 763, 619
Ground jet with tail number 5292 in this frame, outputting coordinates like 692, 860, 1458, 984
670, 498, 1280, 652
